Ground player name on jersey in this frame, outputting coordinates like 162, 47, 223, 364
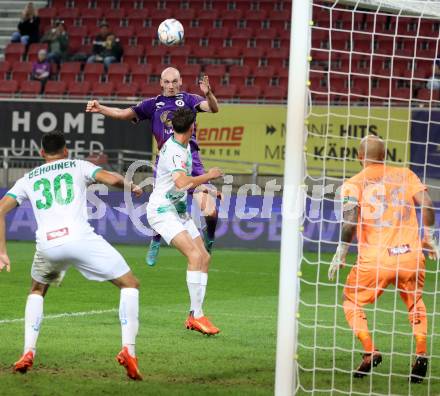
28, 161, 76, 179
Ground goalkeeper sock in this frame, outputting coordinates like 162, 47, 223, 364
205, 212, 218, 241
187, 271, 202, 318
24, 293, 44, 355
408, 298, 427, 355
343, 299, 375, 353
200, 272, 208, 306
119, 288, 139, 356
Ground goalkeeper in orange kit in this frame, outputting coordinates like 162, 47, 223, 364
328, 135, 439, 383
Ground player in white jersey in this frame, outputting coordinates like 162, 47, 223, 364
0, 131, 143, 380
147, 108, 222, 335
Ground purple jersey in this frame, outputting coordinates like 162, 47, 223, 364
131, 92, 205, 150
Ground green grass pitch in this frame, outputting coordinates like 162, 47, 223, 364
0, 242, 439, 395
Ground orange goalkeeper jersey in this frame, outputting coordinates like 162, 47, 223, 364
341, 164, 426, 268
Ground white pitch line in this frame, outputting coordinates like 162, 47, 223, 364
0, 308, 118, 325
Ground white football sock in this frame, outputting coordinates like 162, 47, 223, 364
119, 288, 139, 356
200, 272, 208, 307
186, 270, 202, 318
24, 293, 44, 355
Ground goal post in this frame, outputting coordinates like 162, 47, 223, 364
276, 0, 440, 395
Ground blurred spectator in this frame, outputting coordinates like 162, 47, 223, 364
427, 60, 440, 90
41, 20, 69, 65
31, 49, 50, 94
10, 2, 40, 46
87, 33, 123, 71
87, 22, 111, 61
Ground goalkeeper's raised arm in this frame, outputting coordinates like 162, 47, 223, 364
414, 190, 439, 260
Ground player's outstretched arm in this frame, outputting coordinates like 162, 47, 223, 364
85, 100, 135, 120
328, 201, 358, 281
94, 170, 143, 197
0, 196, 19, 272
173, 167, 222, 190
414, 190, 439, 260
198, 75, 219, 113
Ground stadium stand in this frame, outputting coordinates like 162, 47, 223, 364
0, 0, 292, 101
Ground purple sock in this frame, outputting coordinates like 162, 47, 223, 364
153, 234, 162, 243
205, 212, 218, 241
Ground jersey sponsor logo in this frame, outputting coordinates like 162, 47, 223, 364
388, 244, 411, 256
46, 227, 69, 241
156, 101, 165, 108
175, 100, 185, 107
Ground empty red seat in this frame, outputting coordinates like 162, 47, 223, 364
123, 45, 144, 65
180, 64, 201, 79
20, 80, 41, 95
229, 65, 251, 85
215, 84, 237, 99
145, 46, 168, 64
168, 46, 191, 65
130, 63, 154, 84
232, 28, 253, 40
57, 7, 80, 25
105, 9, 127, 26
83, 63, 105, 81
92, 82, 115, 96
264, 86, 287, 101
68, 81, 91, 96
114, 26, 135, 46
127, 9, 150, 30
204, 64, 226, 77
0, 61, 11, 79
0, 80, 18, 94
108, 63, 130, 83
115, 82, 139, 97
12, 62, 33, 81
38, 7, 57, 27
5, 43, 25, 63
60, 62, 82, 83
139, 83, 159, 97
44, 81, 67, 96
237, 85, 262, 100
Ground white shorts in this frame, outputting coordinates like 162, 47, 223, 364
32, 234, 130, 284
147, 208, 200, 245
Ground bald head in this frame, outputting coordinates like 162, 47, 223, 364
359, 135, 385, 165
160, 67, 182, 96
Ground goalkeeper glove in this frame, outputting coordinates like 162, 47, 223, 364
328, 243, 349, 281
423, 228, 439, 260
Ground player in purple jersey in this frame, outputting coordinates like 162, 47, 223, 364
86, 67, 220, 266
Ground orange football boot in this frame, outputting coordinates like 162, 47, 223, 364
185, 314, 220, 335
13, 351, 34, 373
116, 347, 143, 381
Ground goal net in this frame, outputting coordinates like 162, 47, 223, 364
297, 0, 440, 394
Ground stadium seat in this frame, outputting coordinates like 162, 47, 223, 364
139, 83, 159, 97
68, 81, 91, 96
19, 80, 41, 95
27, 43, 49, 62
192, 46, 215, 59
57, 7, 80, 26
216, 46, 241, 59
245, 10, 268, 29
113, 26, 135, 46
176, 8, 196, 21
69, 25, 88, 39
414, 60, 434, 79
38, 7, 57, 27
130, 63, 154, 84
237, 85, 262, 100
127, 9, 150, 30
231, 27, 254, 40
123, 45, 145, 65
145, 46, 168, 65
12, 62, 33, 82
105, 9, 127, 26
168, 46, 191, 65
80, 8, 103, 26
91, 81, 115, 97
0, 61, 11, 79
416, 39, 437, 58
115, 82, 139, 97
215, 84, 237, 99
264, 86, 287, 101
60, 62, 82, 83
150, 9, 174, 24
108, 63, 130, 83
134, 26, 158, 46
204, 64, 226, 77
0, 80, 18, 94
44, 81, 67, 96
185, 27, 206, 41
180, 64, 202, 79
5, 43, 25, 63
221, 10, 244, 29
83, 63, 105, 81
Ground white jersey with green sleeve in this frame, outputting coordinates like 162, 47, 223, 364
6, 159, 102, 249
148, 136, 192, 215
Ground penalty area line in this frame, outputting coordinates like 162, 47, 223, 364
0, 308, 118, 325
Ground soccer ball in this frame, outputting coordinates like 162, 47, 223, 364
157, 19, 184, 46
